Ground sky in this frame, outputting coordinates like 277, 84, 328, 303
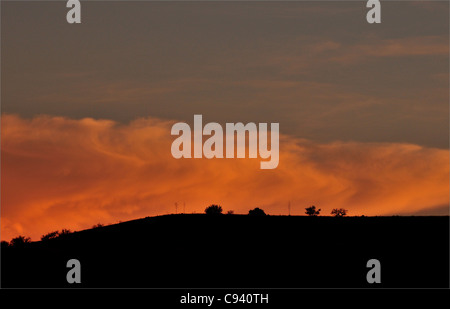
1, 1, 449, 241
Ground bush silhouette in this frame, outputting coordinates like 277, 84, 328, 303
305, 205, 321, 216
205, 204, 223, 215
227, 210, 234, 215
59, 229, 72, 236
248, 207, 266, 216
331, 208, 348, 217
10, 235, 31, 248
41, 231, 60, 241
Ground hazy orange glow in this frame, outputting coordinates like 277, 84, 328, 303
1, 114, 448, 241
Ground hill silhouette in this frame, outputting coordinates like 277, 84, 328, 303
2, 214, 448, 288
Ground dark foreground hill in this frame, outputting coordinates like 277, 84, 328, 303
2, 214, 449, 288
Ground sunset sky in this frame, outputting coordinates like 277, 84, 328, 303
1, 1, 449, 241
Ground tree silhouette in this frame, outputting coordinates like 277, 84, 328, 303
10, 235, 31, 248
248, 207, 266, 216
1, 241, 9, 249
41, 231, 60, 241
205, 204, 223, 215
305, 205, 321, 216
331, 208, 348, 217
227, 210, 234, 215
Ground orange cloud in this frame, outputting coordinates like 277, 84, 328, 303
1, 114, 448, 241
328, 35, 449, 64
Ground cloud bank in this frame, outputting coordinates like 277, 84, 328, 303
1, 114, 448, 240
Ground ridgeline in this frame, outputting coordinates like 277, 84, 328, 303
2, 214, 448, 288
